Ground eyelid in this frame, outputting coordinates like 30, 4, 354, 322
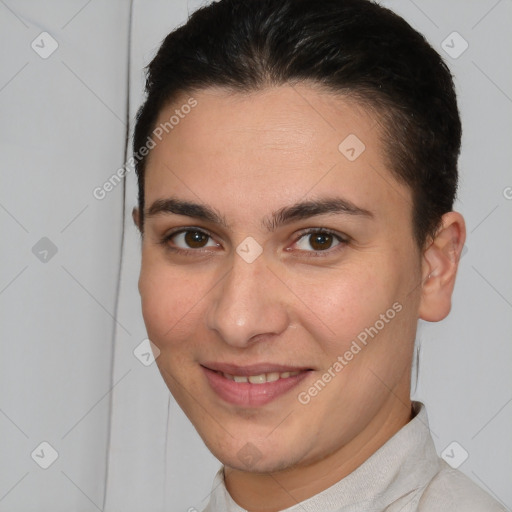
293, 227, 349, 242
164, 226, 216, 239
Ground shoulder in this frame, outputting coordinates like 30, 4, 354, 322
418, 461, 508, 511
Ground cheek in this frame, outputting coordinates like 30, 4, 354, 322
138, 254, 203, 345
289, 263, 396, 352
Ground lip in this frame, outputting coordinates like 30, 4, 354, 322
201, 363, 313, 407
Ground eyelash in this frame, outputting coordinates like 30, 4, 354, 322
159, 227, 349, 258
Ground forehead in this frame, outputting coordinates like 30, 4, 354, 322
150, 84, 378, 164
143, 84, 412, 232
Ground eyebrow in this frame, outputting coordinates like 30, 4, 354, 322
145, 196, 373, 231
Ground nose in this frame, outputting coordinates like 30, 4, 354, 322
206, 251, 290, 348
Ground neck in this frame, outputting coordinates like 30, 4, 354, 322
224, 395, 413, 512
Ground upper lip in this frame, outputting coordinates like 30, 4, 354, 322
201, 362, 312, 376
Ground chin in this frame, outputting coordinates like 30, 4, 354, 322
220, 448, 300, 474
200, 427, 307, 474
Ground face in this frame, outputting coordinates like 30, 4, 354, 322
137, 84, 425, 474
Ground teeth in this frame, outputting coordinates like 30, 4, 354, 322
222, 370, 302, 384
266, 372, 280, 382
248, 374, 266, 384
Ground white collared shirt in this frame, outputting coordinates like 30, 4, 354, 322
203, 402, 506, 511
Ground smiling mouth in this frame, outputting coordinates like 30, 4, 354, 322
201, 364, 313, 406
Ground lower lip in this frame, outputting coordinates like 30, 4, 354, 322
202, 367, 311, 407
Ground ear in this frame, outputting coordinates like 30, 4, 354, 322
418, 211, 466, 322
132, 207, 141, 231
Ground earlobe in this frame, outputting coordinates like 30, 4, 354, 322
418, 212, 466, 322
132, 207, 141, 230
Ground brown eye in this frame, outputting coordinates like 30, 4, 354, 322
309, 233, 334, 251
294, 230, 345, 253
184, 230, 209, 248
166, 229, 218, 250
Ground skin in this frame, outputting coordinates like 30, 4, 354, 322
133, 84, 466, 512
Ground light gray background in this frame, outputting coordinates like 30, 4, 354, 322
0, 1, 511, 511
